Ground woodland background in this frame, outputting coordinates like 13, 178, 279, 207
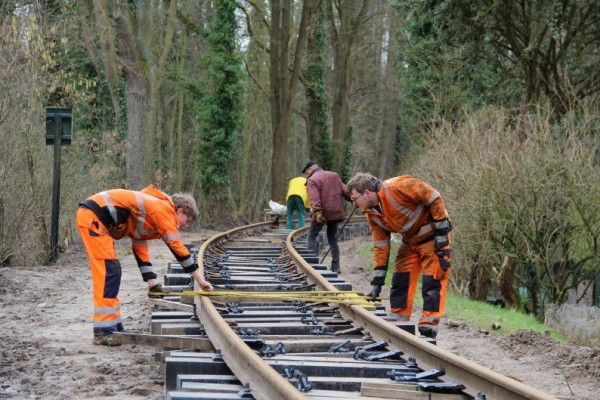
0, 0, 599, 321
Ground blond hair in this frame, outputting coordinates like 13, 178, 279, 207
346, 172, 379, 194
171, 193, 199, 221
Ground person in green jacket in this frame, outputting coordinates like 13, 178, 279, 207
286, 176, 310, 229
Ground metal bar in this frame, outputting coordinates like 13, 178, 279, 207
50, 113, 61, 262
320, 206, 359, 264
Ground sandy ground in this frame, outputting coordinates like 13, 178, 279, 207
0, 230, 598, 400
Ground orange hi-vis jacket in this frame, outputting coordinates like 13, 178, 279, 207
80, 185, 196, 274
364, 175, 449, 268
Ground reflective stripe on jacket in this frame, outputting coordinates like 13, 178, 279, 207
82, 184, 193, 268
364, 175, 448, 268
286, 176, 310, 209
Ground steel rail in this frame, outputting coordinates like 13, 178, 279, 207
286, 227, 558, 400
195, 221, 307, 400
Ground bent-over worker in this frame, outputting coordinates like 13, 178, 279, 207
346, 173, 453, 339
76, 185, 213, 346
285, 176, 310, 229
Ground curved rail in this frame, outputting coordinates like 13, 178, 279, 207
156, 219, 553, 399
286, 227, 557, 400
196, 221, 306, 400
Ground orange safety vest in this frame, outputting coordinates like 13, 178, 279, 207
81, 184, 194, 270
363, 175, 449, 268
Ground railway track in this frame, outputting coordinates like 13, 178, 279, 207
115, 220, 557, 400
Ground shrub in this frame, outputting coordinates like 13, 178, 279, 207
410, 100, 600, 320
545, 303, 600, 348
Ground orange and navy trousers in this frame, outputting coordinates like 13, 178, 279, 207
389, 238, 450, 336
76, 207, 124, 336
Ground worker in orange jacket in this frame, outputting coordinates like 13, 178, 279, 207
76, 184, 213, 346
346, 173, 452, 339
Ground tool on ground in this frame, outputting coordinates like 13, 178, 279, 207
150, 289, 387, 308
320, 205, 359, 264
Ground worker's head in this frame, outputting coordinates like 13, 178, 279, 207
172, 193, 199, 227
302, 160, 318, 175
346, 173, 380, 211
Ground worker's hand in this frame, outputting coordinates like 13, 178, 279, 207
198, 280, 213, 292
366, 284, 382, 300
434, 235, 452, 270
190, 269, 214, 291
315, 211, 325, 224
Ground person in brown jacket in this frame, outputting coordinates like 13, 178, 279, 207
302, 161, 348, 273
347, 172, 452, 339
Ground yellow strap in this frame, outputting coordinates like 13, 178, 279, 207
152, 290, 388, 309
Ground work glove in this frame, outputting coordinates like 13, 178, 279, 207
366, 284, 382, 300
434, 235, 452, 270
368, 268, 387, 299
433, 218, 453, 270
315, 211, 325, 224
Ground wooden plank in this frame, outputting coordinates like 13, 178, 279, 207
112, 332, 213, 351
361, 382, 470, 399
150, 298, 194, 312
159, 322, 205, 335
303, 389, 364, 398
180, 382, 245, 393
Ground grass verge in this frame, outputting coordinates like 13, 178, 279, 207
443, 294, 567, 342
354, 241, 567, 342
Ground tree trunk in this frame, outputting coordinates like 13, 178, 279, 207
331, 44, 351, 174
269, 0, 315, 200
233, 0, 273, 220
123, 73, 154, 189
377, 10, 400, 178
269, 0, 286, 202
77, 1, 122, 129
305, 1, 332, 169
175, 91, 184, 192
468, 262, 489, 301
498, 256, 518, 308
328, 0, 370, 174
91, 0, 178, 189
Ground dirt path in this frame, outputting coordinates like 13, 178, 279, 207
0, 231, 597, 399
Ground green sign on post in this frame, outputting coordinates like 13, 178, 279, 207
46, 107, 72, 262
46, 108, 72, 145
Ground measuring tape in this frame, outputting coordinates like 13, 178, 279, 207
152, 289, 388, 308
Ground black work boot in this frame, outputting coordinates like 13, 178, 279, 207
148, 283, 164, 298
93, 334, 122, 346
418, 325, 438, 339
331, 262, 341, 273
